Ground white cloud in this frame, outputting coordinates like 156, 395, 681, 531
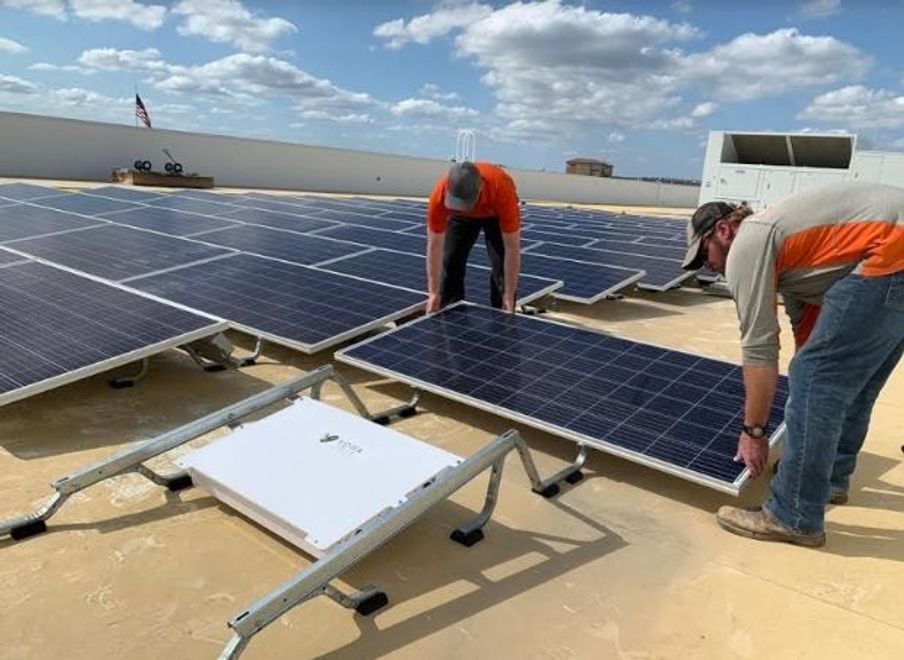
172, 0, 297, 53
0, 36, 28, 53
648, 116, 696, 131
607, 131, 625, 143
0, 0, 66, 19
681, 28, 870, 101
70, 0, 166, 30
29, 62, 94, 74
296, 111, 373, 124
0, 73, 38, 93
77, 47, 169, 72
691, 101, 717, 117
391, 97, 479, 121
799, 85, 904, 128
799, 0, 842, 19
420, 82, 459, 101
374, 2, 492, 49
671, 0, 692, 13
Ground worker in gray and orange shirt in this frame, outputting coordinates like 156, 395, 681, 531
425, 161, 521, 313
682, 182, 904, 547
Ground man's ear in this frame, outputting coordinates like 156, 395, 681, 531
715, 219, 734, 240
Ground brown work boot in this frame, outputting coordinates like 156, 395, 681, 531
829, 489, 849, 505
716, 506, 826, 547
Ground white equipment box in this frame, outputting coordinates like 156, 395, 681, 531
177, 397, 462, 557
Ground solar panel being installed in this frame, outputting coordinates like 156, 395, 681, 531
127, 253, 425, 353
0, 204, 104, 242
525, 242, 693, 291
28, 193, 142, 216
318, 248, 561, 306
0, 183, 58, 201
338, 304, 789, 494
101, 207, 241, 237
195, 224, 372, 266
0, 261, 225, 407
517, 253, 644, 302
8, 224, 232, 282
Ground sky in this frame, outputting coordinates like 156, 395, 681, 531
1, 0, 903, 180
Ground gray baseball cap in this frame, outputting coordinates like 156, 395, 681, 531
444, 162, 481, 211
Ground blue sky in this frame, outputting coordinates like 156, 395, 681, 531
1, 0, 903, 179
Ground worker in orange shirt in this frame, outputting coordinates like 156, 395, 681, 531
425, 161, 521, 313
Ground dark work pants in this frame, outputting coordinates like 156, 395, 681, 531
440, 215, 507, 309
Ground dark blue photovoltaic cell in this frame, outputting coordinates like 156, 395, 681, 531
0, 183, 59, 201
517, 253, 642, 300
306, 208, 417, 231
216, 207, 337, 233
526, 242, 692, 290
10, 225, 231, 281
0, 204, 104, 242
319, 249, 559, 305
101, 207, 241, 236
128, 253, 425, 351
196, 224, 369, 265
520, 229, 597, 247
0, 261, 219, 403
144, 195, 240, 216
316, 224, 427, 254
29, 193, 142, 216
339, 304, 789, 488
83, 186, 167, 203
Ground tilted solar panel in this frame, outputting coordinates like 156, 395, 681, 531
337, 303, 789, 494
0, 204, 104, 243
195, 224, 371, 266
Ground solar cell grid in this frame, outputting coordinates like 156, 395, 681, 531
29, 193, 141, 216
0, 204, 104, 243
196, 224, 371, 266
145, 195, 241, 216
10, 224, 231, 282
0, 183, 59, 201
128, 253, 425, 353
83, 186, 167, 203
0, 261, 222, 406
306, 208, 417, 231
216, 206, 337, 233
338, 304, 789, 493
101, 207, 241, 237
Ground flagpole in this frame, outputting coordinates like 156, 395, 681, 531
134, 84, 138, 128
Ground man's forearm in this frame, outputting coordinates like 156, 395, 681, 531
502, 232, 520, 305
426, 231, 444, 295
742, 363, 779, 426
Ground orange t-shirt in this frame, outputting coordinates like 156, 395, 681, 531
426, 162, 521, 234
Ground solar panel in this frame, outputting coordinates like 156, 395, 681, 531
0, 204, 104, 242
128, 253, 425, 353
0, 183, 59, 201
518, 253, 644, 303
315, 224, 427, 255
215, 207, 337, 233
520, 229, 597, 247
196, 224, 371, 266
319, 249, 561, 306
337, 304, 789, 494
28, 193, 142, 216
0, 248, 25, 266
82, 186, 167, 203
525, 242, 694, 291
10, 225, 232, 282
101, 207, 241, 237
145, 195, 240, 216
306, 208, 417, 231
0, 261, 224, 407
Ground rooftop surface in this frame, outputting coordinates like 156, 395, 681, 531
1, 182, 902, 660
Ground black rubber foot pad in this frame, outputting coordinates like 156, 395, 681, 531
204, 364, 227, 373
356, 592, 389, 616
167, 475, 194, 492
450, 528, 484, 547
109, 379, 135, 389
565, 470, 584, 484
11, 520, 47, 540
398, 407, 417, 419
372, 416, 390, 426
240, 358, 257, 367
537, 483, 560, 499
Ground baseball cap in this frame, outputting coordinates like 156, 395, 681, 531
681, 201, 737, 270
444, 162, 481, 211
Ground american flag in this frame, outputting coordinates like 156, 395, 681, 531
135, 93, 151, 129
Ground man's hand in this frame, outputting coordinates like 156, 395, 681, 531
426, 293, 441, 314
735, 431, 768, 477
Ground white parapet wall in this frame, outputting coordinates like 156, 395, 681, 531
0, 111, 697, 208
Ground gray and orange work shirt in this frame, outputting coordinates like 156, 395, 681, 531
426, 162, 521, 234
726, 181, 904, 365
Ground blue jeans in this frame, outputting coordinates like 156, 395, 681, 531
763, 270, 904, 534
